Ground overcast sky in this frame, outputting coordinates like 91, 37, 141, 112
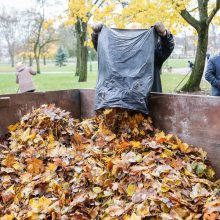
0, 0, 34, 10
0, 0, 67, 16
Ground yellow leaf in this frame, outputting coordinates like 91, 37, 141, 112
155, 131, 165, 140
21, 127, 31, 142
29, 196, 52, 213
160, 149, 173, 158
134, 155, 142, 163
171, 144, 178, 150
103, 109, 113, 115
0, 213, 14, 220
13, 162, 22, 170
26, 211, 39, 220
184, 169, 194, 176
179, 142, 190, 153
140, 130, 145, 135
48, 131, 54, 142
105, 133, 116, 142
126, 184, 137, 196
47, 163, 58, 172
26, 158, 45, 174
93, 187, 102, 194
124, 213, 142, 220
1, 154, 16, 167
8, 123, 19, 132
130, 141, 141, 148
161, 185, 171, 192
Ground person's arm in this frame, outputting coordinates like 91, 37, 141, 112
91, 22, 103, 51
92, 32, 99, 51
29, 68, 37, 75
205, 59, 220, 88
155, 31, 175, 65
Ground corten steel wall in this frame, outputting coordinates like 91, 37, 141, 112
0, 90, 80, 135
80, 89, 220, 177
149, 93, 220, 176
0, 89, 220, 176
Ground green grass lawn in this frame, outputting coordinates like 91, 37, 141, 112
163, 58, 194, 69
0, 62, 98, 73
0, 71, 210, 95
0, 58, 192, 73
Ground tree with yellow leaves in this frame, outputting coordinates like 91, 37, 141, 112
119, 0, 220, 92
67, 0, 115, 82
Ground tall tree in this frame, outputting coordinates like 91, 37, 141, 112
0, 9, 20, 67
27, 0, 57, 73
179, 0, 220, 91
67, 0, 115, 82
117, 0, 220, 91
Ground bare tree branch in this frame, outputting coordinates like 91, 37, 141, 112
207, 0, 220, 24
180, 9, 200, 30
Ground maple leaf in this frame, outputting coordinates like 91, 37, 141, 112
26, 158, 45, 174
0, 213, 14, 220
29, 196, 52, 213
93, 187, 102, 194
130, 141, 141, 148
124, 213, 142, 220
1, 154, 16, 167
1, 185, 15, 204
126, 184, 137, 196
8, 123, 19, 132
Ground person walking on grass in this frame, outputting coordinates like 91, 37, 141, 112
16, 62, 37, 93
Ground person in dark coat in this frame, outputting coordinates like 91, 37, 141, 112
205, 54, 220, 96
188, 61, 194, 70
91, 22, 175, 92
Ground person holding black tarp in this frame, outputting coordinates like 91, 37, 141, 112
92, 22, 174, 93
91, 22, 174, 131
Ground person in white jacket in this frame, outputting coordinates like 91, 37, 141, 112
15, 62, 36, 93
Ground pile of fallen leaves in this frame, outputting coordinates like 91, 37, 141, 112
0, 104, 220, 220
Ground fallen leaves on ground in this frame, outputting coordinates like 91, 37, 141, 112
0, 104, 220, 219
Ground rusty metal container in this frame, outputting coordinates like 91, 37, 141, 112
0, 89, 220, 176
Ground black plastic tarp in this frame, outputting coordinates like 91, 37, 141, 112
95, 26, 157, 114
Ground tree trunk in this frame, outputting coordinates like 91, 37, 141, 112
29, 56, 33, 67
35, 56, 41, 74
181, 27, 209, 92
44, 56, 46, 65
79, 42, 88, 82
10, 54, 15, 67
78, 22, 88, 82
75, 21, 81, 76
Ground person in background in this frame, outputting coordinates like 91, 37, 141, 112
206, 53, 210, 61
205, 54, 220, 96
16, 62, 36, 93
91, 22, 175, 93
188, 60, 194, 71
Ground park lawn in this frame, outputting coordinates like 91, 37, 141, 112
0, 58, 193, 73
0, 72, 209, 95
163, 58, 194, 69
0, 62, 98, 73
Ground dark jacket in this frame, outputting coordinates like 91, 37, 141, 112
92, 30, 175, 92
205, 55, 220, 96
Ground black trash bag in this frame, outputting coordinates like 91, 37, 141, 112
95, 25, 158, 114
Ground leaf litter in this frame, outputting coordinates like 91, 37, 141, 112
0, 104, 220, 220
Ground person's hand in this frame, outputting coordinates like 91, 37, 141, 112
92, 22, 103, 33
154, 22, 167, 37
